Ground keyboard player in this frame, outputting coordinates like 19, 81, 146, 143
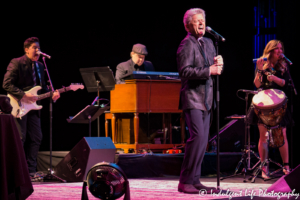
115, 43, 154, 84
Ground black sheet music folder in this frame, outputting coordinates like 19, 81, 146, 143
79, 66, 115, 93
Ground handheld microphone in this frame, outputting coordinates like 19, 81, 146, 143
253, 57, 267, 63
240, 89, 258, 94
205, 26, 225, 42
37, 51, 51, 59
281, 54, 293, 65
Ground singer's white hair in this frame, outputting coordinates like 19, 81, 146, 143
183, 8, 206, 32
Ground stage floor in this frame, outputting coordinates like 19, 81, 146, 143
34, 151, 293, 199
27, 176, 298, 200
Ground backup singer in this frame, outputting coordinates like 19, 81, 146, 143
2, 37, 60, 177
253, 40, 292, 179
177, 8, 223, 194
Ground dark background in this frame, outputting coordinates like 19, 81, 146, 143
1, 1, 299, 166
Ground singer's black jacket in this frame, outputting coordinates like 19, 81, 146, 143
2, 54, 48, 100
177, 34, 217, 111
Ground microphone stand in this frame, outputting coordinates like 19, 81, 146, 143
205, 29, 224, 187
243, 91, 254, 173
41, 56, 66, 182
285, 64, 297, 169
97, 80, 100, 137
214, 39, 220, 190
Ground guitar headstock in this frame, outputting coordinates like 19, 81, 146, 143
69, 83, 84, 91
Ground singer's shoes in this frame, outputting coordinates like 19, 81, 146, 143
193, 183, 218, 194
178, 183, 199, 194
29, 172, 44, 182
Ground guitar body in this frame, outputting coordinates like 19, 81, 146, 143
8, 86, 43, 118
8, 83, 84, 118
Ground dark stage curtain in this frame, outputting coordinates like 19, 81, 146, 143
0, 114, 33, 200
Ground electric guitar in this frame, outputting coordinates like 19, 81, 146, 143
8, 83, 84, 118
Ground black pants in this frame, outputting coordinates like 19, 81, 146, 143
179, 109, 211, 184
16, 110, 42, 173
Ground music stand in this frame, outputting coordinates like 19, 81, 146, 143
79, 67, 115, 137
67, 105, 109, 137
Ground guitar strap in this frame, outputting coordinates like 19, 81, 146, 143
35, 62, 42, 87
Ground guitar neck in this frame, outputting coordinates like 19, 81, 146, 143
38, 87, 71, 100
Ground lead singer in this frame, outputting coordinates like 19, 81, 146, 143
177, 8, 223, 194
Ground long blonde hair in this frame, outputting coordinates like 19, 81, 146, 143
262, 40, 286, 72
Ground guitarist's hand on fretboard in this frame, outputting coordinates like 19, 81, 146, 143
52, 90, 60, 101
22, 93, 38, 103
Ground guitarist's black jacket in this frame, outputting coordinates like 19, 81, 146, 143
2, 54, 48, 101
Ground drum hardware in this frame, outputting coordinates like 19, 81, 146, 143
250, 158, 287, 183
221, 88, 289, 182
221, 124, 287, 183
220, 148, 260, 182
221, 90, 256, 182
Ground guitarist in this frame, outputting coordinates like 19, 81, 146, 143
2, 37, 60, 177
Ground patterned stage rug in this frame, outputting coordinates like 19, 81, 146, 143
26, 178, 299, 200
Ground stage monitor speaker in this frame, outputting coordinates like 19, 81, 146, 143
267, 164, 300, 193
54, 137, 116, 182
210, 119, 245, 152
